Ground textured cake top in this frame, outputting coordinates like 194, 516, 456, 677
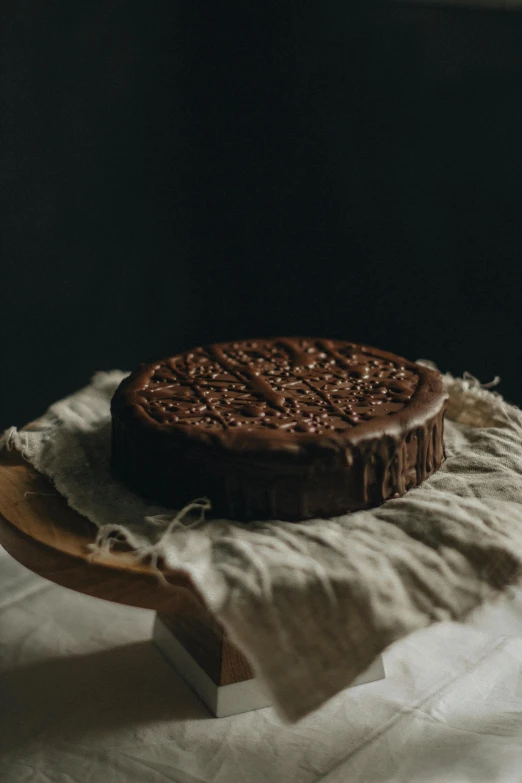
113, 338, 443, 444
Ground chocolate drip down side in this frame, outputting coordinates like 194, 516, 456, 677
111, 403, 445, 520
111, 337, 448, 521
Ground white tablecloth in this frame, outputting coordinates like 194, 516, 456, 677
2, 546, 522, 783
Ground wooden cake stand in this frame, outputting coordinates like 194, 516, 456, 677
0, 448, 384, 717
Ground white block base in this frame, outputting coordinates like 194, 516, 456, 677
153, 615, 385, 718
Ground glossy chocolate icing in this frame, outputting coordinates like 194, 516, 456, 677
111, 338, 448, 520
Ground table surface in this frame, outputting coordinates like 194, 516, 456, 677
2, 542, 522, 783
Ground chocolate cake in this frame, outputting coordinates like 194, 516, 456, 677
111, 338, 448, 520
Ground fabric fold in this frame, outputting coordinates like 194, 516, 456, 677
2, 367, 522, 722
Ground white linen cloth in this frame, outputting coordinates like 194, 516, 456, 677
2, 367, 522, 723
2, 545, 522, 783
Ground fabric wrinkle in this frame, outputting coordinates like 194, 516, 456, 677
2, 366, 522, 721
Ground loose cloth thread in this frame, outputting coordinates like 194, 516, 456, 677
2, 366, 522, 722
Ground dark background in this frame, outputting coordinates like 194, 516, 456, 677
2, 2, 521, 429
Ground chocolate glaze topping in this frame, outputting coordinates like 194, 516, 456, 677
111, 338, 448, 520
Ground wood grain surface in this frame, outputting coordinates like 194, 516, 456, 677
0, 446, 254, 684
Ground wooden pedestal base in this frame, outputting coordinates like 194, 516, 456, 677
153, 612, 385, 718
153, 615, 270, 717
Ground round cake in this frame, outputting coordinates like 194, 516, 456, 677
111, 338, 448, 520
